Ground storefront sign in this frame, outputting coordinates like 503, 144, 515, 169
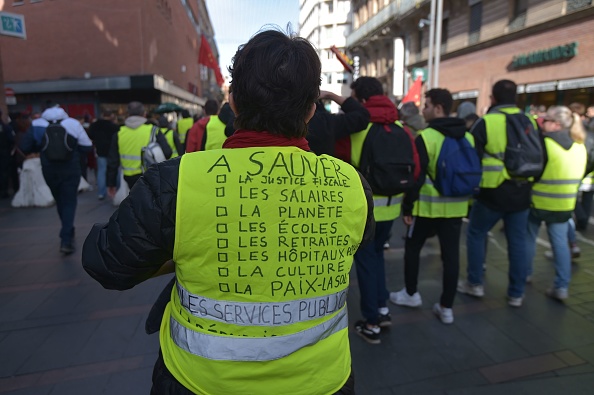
412, 67, 427, 82
557, 76, 594, 90
511, 42, 577, 69
525, 81, 557, 93
452, 90, 479, 100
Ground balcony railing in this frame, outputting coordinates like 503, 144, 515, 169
346, 0, 423, 48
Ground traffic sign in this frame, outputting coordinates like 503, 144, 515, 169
5, 87, 16, 105
0, 12, 26, 39
412, 67, 427, 82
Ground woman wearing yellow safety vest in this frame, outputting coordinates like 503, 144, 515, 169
82, 29, 374, 395
526, 106, 587, 301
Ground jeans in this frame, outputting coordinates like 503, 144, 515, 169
42, 169, 79, 244
526, 213, 571, 290
567, 218, 576, 244
404, 217, 462, 308
96, 156, 107, 197
466, 200, 528, 298
575, 190, 593, 230
354, 220, 392, 325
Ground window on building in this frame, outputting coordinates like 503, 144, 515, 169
468, 1, 482, 45
326, 0, 333, 13
567, 0, 593, 13
12, 1, 24, 5
441, 18, 449, 45
325, 73, 332, 84
509, 0, 527, 30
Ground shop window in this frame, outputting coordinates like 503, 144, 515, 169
468, 1, 482, 45
509, 0, 527, 30
567, 0, 593, 13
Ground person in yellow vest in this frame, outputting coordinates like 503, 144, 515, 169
390, 88, 473, 324
176, 109, 194, 153
185, 100, 233, 153
158, 116, 182, 158
82, 29, 374, 395
106, 101, 172, 194
458, 80, 538, 307
526, 106, 587, 301
346, 76, 406, 344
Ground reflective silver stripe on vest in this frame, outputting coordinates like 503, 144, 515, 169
121, 154, 141, 160
482, 165, 504, 172
418, 195, 469, 203
170, 306, 348, 361
122, 166, 140, 171
176, 283, 348, 326
484, 152, 504, 160
532, 191, 578, 199
537, 179, 582, 185
374, 196, 403, 207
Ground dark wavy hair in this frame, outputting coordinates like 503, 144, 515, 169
350, 77, 383, 102
229, 29, 321, 138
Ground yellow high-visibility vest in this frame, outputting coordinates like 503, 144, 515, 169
177, 117, 194, 144
532, 137, 587, 211
481, 108, 538, 188
412, 128, 473, 218
161, 147, 368, 395
118, 124, 153, 176
204, 115, 227, 151
160, 128, 178, 158
350, 122, 404, 221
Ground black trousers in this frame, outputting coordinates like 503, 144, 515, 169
404, 216, 463, 308
150, 350, 355, 395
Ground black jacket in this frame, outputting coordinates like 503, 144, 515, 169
82, 154, 376, 291
106, 122, 172, 187
471, 105, 533, 212
402, 117, 467, 216
307, 97, 370, 156
88, 119, 119, 157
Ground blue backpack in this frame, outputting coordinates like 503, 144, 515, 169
433, 136, 482, 197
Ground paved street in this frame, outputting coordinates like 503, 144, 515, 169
1, 188, 594, 394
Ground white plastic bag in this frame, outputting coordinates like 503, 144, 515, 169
113, 171, 129, 206
11, 158, 55, 208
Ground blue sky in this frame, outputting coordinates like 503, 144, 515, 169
206, 0, 300, 78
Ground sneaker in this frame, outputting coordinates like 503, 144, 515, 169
354, 320, 381, 344
507, 295, 523, 307
378, 313, 392, 328
570, 243, 581, 259
389, 288, 422, 307
546, 287, 568, 301
383, 242, 390, 250
457, 280, 484, 297
544, 250, 554, 260
432, 303, 454, 324
60, 243, 75, 255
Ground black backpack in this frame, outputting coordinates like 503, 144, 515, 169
500, 112, 544, 178
359, 123, 420, 196
42, 121, 77, 162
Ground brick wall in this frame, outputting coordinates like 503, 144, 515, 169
0, 0, 204, 96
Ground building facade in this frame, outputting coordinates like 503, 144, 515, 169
347, 0, 594, 113
300, 0, 354, 113
1, 0, 222, 118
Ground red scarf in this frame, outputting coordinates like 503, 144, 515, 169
223, 129, 310, 151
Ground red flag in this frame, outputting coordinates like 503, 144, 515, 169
330, 45, 354, 73
401, 76, 423, 107
199, 35, 224, 86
